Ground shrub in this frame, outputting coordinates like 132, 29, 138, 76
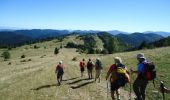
34, 45, 39, 49
72, 57, 77, 61
54, 47, 59, 54
28, 59, 32, 61
1, 51, 11, 61
21, 54, 26, 58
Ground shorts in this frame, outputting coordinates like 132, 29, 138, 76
95, 69, 102, 78
57, 71, 64, 79
111, 82, 120, 91
88, 69, 93, 73
80, 67, 85, 72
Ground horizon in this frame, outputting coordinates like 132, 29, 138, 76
0, 26, 170, 33
0, 0, 170, 32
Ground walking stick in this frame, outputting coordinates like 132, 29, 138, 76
160, 81, 165, 100
129, 72, 132, 100
107, 80, 109, 98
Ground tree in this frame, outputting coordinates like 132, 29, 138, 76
54, 47, 59, 54
1, 51, 11, 61
138, 41, 147, 50
107, 38, 118, 54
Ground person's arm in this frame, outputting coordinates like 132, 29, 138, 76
106, 65, 114, 80
55, 66, 58, 73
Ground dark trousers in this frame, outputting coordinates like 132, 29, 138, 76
133, 78, 148, 100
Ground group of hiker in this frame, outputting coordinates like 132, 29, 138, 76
54, 53, 170, 100
79, 58, 103, 82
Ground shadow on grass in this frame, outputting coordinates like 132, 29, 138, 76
31, 84, 56, 90
70, 80, 94, 89
68, 78, 92, 85
62, 77, 79, 81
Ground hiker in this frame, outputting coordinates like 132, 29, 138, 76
87, 58, 94, 79
95, 58, 103, 83
55, 61, 64, 86
79, 58, 86, 77
106, 57, 130, 100
130, 53, 149, 100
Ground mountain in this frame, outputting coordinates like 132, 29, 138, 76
0, 31, 32, 48
151, 36, 170, 47
14, 29, 69, 39
107, 30, 129, 35
144, 31, 170, 37
116, 33, 164, 47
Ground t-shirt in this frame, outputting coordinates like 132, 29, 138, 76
137, 60, 147, 74
56, 64, 64, 72
80, 61, 85, 68
108, 64, 116, 74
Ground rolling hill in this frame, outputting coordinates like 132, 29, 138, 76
0, 35, 170, 100
116, 33, 163, 47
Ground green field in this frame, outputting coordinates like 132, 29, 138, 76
0, 38, 170, 100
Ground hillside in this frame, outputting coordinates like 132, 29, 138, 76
0, 36, 170, 100
0, 31, 32, 48
151, 36, 170, 47
116, 33, 163, 47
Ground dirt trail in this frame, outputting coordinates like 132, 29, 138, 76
53, 48, 135, 100
0, 48, 135, 100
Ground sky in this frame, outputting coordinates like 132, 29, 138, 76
0, 0, 170, 32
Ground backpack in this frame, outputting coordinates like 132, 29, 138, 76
111, 64, 130, 87
96, 61, 102, 69
87, 61, 93, 70
143, 62, 156, 81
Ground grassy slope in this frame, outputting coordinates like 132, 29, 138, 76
0, 36, 170, 100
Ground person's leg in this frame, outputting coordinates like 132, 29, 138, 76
116, 89, 120, 100
140, 80, 148, 100
98, 70, 101, 83
111, 91, 116, 100
95, 70, 99, 81
88, 70, 90, 79
133, 78, 142, 99
91, 69, 93, 79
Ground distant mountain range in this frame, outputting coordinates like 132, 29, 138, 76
115, 32, 164, 47
0, 29, 169, 48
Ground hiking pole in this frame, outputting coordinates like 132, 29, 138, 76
129, 72, 132, 100
107, 80, 109, 98
160, 81, 165, 100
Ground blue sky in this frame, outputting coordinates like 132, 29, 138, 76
0, 0, 170, 32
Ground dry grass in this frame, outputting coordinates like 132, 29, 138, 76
0, 36, 170, 100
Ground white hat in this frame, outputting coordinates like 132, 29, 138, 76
96, 58, 100, 60
59, 61, 63, 64
114, 57, 122, 64
137, 53, 145, 59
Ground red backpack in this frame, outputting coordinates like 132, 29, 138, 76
143, 62, 156, 81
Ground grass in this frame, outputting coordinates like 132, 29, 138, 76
0, 36, 170, 100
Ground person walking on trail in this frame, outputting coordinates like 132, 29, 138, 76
79, 58, 86, 77
95, 58, 103, 83
55, 61, 64, 86
87, 58, 94, 79
130, 53, 149, 100
106, 57, 130, 100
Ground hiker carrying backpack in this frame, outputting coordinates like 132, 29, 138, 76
55, 61, 64, 86
87, 59, 94, 79
95, 58, 103, 83
131, 53, 156, 100
106, 57, 130, 100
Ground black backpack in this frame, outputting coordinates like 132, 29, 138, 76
87, 61, 93, 69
